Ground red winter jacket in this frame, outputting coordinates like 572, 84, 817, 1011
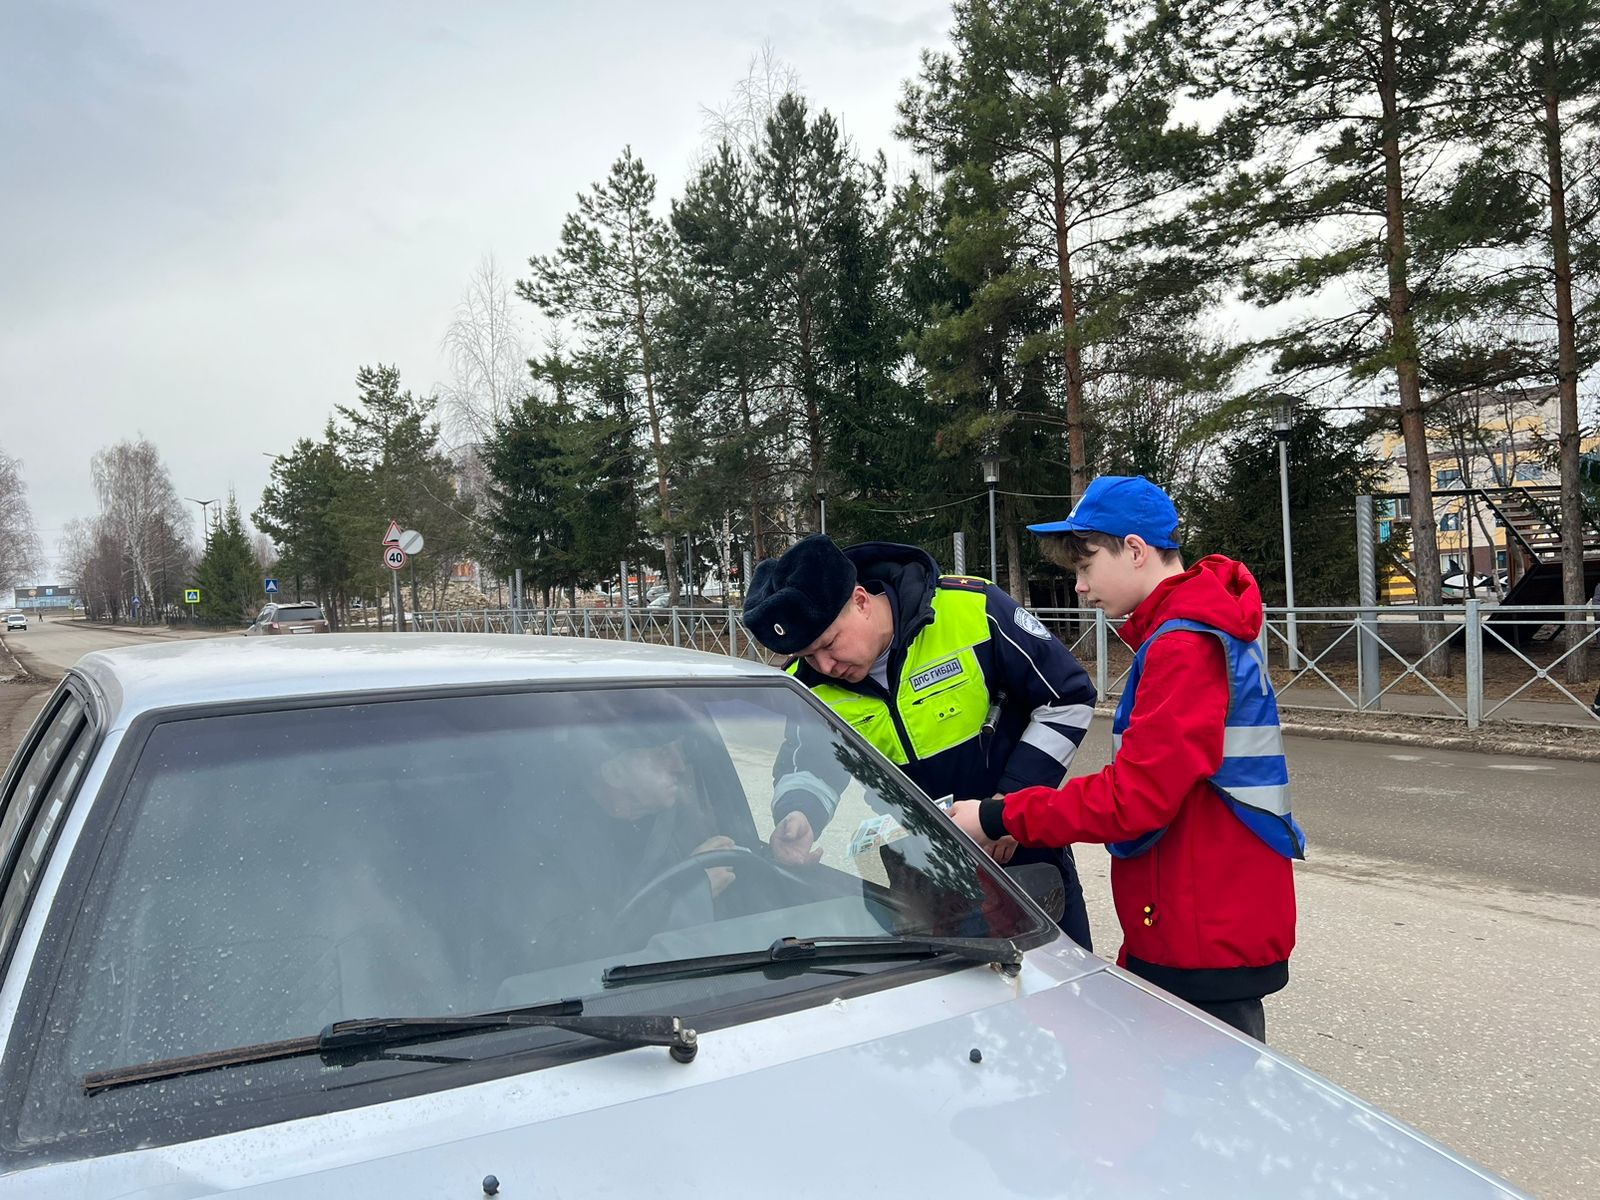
996, 556, 1296, 1005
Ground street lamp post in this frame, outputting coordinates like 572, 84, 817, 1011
980, 454, 1002, 585
816, 488, 827, 535
184, 497, 218, 549
1270, 397, 1299, 670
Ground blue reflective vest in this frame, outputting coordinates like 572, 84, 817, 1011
1108, 618, 1306, 861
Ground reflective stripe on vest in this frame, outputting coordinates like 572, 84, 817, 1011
1107, 617, 1306, 861
793, 584, 992, 765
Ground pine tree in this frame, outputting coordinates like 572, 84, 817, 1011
1475, 0, 1600, 678
194, 496, 259, 624
897, 162, 1064, 595
899, 0, 1221, 503
751, 95, 863, 528
255, 433, 357, 622
1195, 0, 1493, 645
520, 149, 684, 599
665, 142, 785, 561
332, 364, 470, 616
478, 394, 577, 597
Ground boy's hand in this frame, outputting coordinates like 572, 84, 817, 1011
948, 799, 992, 846
950, 796, 1018, 863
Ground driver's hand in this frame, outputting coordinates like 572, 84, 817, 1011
694, 835, 737, 896
770, 811, 823, 865
989, 836, 1019, 865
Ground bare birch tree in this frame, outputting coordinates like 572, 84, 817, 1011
699, 43, 802, 161
439, 255, 528, 449
0, 449, 44, 594
89, 437, 192, 611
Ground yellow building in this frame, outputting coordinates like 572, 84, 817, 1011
1372, 385, 1599, 602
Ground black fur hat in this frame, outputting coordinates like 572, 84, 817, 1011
742, 534, 858, 654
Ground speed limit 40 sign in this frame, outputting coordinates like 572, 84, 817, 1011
383, 546, 408, 571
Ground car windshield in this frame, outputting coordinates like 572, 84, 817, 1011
276, 606, 323, 621
12, 682, 1044, 1150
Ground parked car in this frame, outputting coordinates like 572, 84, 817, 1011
1440, 571, 1501, 599
3, 613, 25, 631
243, 601, 329, 635
646, 592, 721, 610
0, 636, 1528, 1197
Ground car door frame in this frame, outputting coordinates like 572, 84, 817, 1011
0, 679, 101, 980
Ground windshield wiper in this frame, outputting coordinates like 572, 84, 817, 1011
602, 934, 1022, 988
83, 997, 698, 1095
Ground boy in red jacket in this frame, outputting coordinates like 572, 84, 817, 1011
950, 476, 1303, 1040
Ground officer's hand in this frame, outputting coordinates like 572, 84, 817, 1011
694, 835, 737, 896
989, 836, 1018, 865
770, 811, 823, 865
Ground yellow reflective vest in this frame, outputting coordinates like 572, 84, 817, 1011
788, 585, 992, 766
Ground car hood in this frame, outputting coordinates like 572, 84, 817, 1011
4, 958, 1524, 1198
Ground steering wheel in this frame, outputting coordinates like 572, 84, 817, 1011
610, 846, 817, 944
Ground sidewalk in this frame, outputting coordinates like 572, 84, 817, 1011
1267, 693, 1600, 764
1278, 682, 1600, 729
73, 620, 232, 640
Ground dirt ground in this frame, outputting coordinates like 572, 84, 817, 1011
0, 678, 54, 768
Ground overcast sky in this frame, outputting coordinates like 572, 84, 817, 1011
0, 1, 949, 583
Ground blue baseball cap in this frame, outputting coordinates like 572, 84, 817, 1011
1026, 475, 1180, 549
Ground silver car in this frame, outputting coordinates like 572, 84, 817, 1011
0, 636, 1527, 1197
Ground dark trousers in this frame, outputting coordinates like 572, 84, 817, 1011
1010, 844, 1092, 952
1195, 997, 1267, 1042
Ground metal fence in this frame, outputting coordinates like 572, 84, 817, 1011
411, 606, 765, 661
411, 602, 1600, 730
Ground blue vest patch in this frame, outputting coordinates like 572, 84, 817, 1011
1108, 618, 1306, 861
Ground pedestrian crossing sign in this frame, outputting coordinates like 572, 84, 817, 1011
185, 588, 201, 605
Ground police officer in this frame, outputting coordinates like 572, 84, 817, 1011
743, 534, 1097, 949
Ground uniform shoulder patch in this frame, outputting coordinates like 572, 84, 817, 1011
1013, 607, 1051, 639
938, 574, 988, 592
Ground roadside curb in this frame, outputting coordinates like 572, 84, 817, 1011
0, 637, 24, 681
79, 623, 192, 639
1089, 704, 1600, 765
64, 620, 227, 642
0, 637, 47, 685
1278, 721, 1600, 765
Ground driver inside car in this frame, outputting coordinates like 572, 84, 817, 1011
534, 710, 750, 958
586, 729, 739, 901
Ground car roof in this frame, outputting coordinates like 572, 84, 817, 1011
72, 634, 781, 730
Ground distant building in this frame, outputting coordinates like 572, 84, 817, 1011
15, 585, 79, 610
1373, 386, 1599, 599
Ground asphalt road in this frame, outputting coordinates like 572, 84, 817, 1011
0, 618, 225, 760
4, 616, 223, 675
1071, 729, 1600, 1200
1, 622, 1596, 1196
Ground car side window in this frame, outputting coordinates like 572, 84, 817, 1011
0, 695, 80, 867
0, 694, 93, 960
